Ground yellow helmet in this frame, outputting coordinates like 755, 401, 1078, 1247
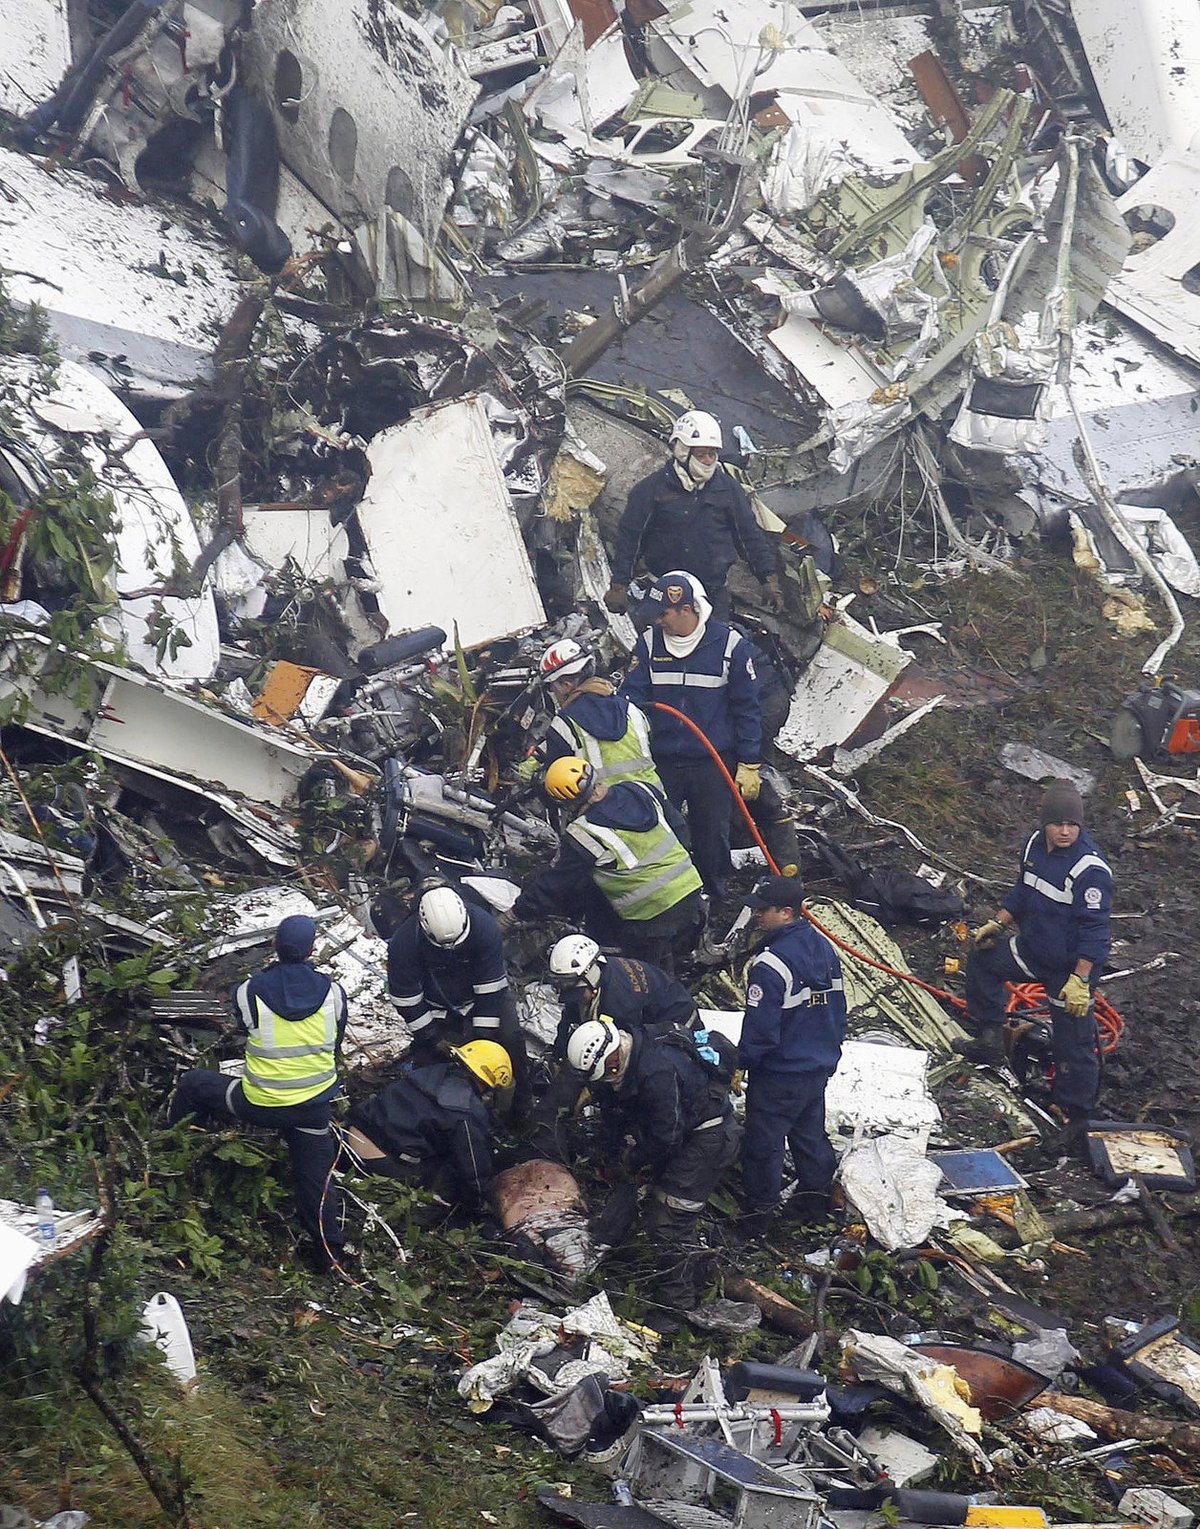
544, 756, 595, 803
451, 1040, 513, 1091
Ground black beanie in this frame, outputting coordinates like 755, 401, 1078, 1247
1040, 778, 1084, 827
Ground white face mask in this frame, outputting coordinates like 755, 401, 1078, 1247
687, 452, 717, 483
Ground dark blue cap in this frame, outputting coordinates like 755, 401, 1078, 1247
276, 914, 317, 963
645, 573, 700, 611
744, 874, 804, 910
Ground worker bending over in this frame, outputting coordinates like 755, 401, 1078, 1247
168, 914, 348, 1271
341, 1041, 510, 1213
505, 758, 703, 972
387, 882, 531, 1116
534, 638, 662, 791
566, 1018, 739, 1325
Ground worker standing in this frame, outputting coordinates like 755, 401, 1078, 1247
964, 779, 1111, 1133
565, 1018, 740, 1326
388, 883, 532, 1117
339, 1041, 511, 1212
604, 410, 784, 621
505, 758, 703, 972
167, 915, 348, 1271
535, 638, 662, 790
620, 572, 764, 900
737, 876, 847, 1240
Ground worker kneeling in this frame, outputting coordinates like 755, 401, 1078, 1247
507, 757, 703, 973
566, 1018, 740, 1324
341, 1040, 511, 1213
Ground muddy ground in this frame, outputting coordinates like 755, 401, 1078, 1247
4, 527, 1200, 1527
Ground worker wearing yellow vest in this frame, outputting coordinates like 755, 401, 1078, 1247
167, 914, 348, 1271
533, 638, 663, 790
504, 758, 703, 973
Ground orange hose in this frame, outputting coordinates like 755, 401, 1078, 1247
647, 701, 1124, 1045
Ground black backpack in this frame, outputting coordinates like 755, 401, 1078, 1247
662, 1024, 740, 1088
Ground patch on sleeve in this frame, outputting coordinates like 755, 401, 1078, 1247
746, 983, 763, 1005
746, 656, 757, 681
1084, 886, 1103, 908
627, 655, 639, 672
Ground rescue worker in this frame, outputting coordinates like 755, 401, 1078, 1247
340, 1041, 510, 1212
534, 638, 662, 790
738, 876, 847, 1239
604, 409, 784, 621
964, 778, 1111, 1129
547, 934, 697, 1046
566, 1017, 740, 1323
531, 934, 701, 1161
167, 914, 348, 1271
621, 571, 763, 899
506, 757, 703, 971
387, 883, 531, 1117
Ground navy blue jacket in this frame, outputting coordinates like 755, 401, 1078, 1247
387, 906, 509, 1040
1003, 827, 1113, 975
556, 956, 696, 1056
235, 960, 347, 1047
611, 461, 775, 591
514, 779, 684, 921
605, 1029, 731, 1164
742, 918, 846, 1075
352, 1062, 494, 1208
621, 619, 761, 765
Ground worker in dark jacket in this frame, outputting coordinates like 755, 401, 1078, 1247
506, 758, 703, 972
547, 933, 697, 1049
605, 410, 783, 621
566, 1019, 739, 1319
621, 572, 763, 899
341, 1041, 511, 1211
738, 877, 847, 1239
168, 914, 348, 1270
388, 883, 531, 1114
965, 779, 1112, 1124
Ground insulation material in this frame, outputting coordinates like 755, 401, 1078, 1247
842, 1330, 990, 1467
837, 1133, 945, 1250
354, 396, 546, 648
824, 1039, 941, 1149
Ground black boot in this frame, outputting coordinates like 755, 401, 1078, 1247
958, 1025, 1007, 1064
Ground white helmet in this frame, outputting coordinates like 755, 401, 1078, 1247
669, 410, 722, 451
549, 934, 605, 989
566, 1018, 621, 1081
418, 886, 470, 949
540, 638, 595, 686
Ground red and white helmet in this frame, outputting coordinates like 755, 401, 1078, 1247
669, 410, 722, 451
539, 638, 595, 685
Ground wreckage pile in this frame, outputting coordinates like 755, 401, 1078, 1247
4, 0, 1200, 1525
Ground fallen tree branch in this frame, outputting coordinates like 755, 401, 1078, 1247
722, 1273, 814, 1337
1041, 1392, 1200, 1460
1135, 1173, 1183, 1254
1049, 1197, 1200, 1239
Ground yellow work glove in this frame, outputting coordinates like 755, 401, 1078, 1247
764, 573, 786, 614
736, 762, 762, 801
1060, 973, 1091, 1016
604, 582, 630, 614
971, 919, 1005, 950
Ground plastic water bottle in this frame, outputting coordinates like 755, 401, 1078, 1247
35, 1188, 56, 1249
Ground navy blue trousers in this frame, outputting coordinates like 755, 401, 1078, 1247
741, 1067, 836, 1213
168, 1069, 344, 1253
965, 937, 1100, 1115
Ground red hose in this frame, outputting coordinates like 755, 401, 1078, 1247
648, 701, 1123, 1041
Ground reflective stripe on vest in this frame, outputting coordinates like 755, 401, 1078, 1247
567, 793, 702, 921
648, 630, 739, 692
242, 991, 339, 1107
556, 707, 658, 785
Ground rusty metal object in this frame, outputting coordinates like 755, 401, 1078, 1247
908, 51, 989, 184
914, 1344, 1048, 1420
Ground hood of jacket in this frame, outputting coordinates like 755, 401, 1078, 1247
586, 781, 663, 835
563, 689, 632, 742
248, 960, 333, 1022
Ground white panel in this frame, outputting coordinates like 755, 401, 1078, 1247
355, 396, 545, 648
0, 0, 71, 116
